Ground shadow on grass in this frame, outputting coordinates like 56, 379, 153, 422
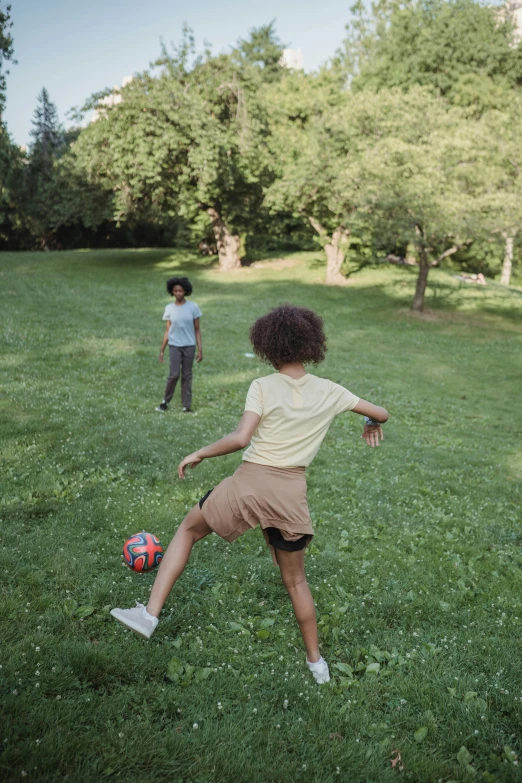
3, 248, 521, 326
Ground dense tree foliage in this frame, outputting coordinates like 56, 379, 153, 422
20, 88, 66, 247
0, 126, 25, 247
347, 0, 522, 110
0, 3, 15, 116
2, 2, 521, 302
262, 67, 352, 283
0, 4, 20, 247
69, 26, 285, 270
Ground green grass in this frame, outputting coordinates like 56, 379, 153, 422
1, 249, 521, 783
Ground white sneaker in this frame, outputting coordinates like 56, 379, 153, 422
307, 656, 330, 684
110, 602, 159, 639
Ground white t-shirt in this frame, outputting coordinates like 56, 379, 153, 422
243, 373, 360, 467
162, 301, 202, 346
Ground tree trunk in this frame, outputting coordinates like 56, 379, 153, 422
308, 219, 348, 285
500, 235, 513, 287
411, 244, 430, 311
207, 207, 241, 271
325, 229, 347, 285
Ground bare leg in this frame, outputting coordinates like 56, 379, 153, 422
146, 504, 212, 617
276, 548, 320, 663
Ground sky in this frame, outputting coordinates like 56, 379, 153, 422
4, 0, 354, 147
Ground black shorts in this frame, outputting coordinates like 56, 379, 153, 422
265, 526, 309, 552
199, 488, 214, 509
199, 488, 308, 552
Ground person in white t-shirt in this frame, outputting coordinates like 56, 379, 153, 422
113, 304, 388, 685
156, 277, 202, 413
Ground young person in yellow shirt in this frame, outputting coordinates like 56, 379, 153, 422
112, 305, 388, 684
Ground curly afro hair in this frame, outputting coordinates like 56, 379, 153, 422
166, 276, 193, 296
249, 305, 327, 368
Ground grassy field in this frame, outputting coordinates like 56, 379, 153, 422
1, 249, 521, 783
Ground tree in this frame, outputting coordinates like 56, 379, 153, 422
235, 20, 286, 81
474, 106, 522, 286
268, 80, 494, 303
22, 89, 66, 247
0, 3, 15, 117
0, 125, 27, 248
29, 88, 64, 172
72, 26, 284, 269
351, 88, 491, 310
348, 0, 522, 113
0, 6, 26, 248
263, 67, 356, 284
339, 0, 522, 295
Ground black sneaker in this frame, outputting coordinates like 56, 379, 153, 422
156, 402, 168, 412
182, 407, 192, 413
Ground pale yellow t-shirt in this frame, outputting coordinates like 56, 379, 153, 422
243, 373, 360, 467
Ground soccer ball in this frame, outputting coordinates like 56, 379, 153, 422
123, 531, 164, 572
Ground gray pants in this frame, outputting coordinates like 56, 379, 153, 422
164, 345, 196, 407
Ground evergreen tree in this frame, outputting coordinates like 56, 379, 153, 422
29, 88, 64, 174
235, 21, 286, 82
24, 89, 65, 247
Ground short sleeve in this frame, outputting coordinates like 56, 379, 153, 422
192, 302, 202, 319
162, 305, 171, 321
244, 380, 263, 416
331, 382, 359, 415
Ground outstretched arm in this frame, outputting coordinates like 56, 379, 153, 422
352, 398, 389, 448
178, 411, 261, 478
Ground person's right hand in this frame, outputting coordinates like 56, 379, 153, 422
159, 351, 165, 364
361, 423, 383, 448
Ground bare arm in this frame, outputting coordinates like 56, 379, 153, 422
178, 411, 261, 478
352, 399, 388, 423
194, 317, 202, 362
352, 398, 389, 449
159, 321, 170, 363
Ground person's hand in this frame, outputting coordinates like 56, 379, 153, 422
178, 451, 204, 479
361, 423, 383, 448
159, 351, 165, 364
196, 351, 203, 363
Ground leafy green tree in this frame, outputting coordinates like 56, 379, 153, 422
0, 125, 27, 248
72, 26, 284, 269
0, 4, 21, 247
339, 0, 522, 295
17, 89, 108, 250
474, 106, 522, 286
351, 88, 493, 309
263, 67, 356, 283
348, 0, 522, 115
267, 81, 492, 306
0, 3, 15, 117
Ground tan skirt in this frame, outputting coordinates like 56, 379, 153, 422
199, 461, 314, 565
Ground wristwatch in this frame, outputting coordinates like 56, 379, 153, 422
364, 416, 382, 426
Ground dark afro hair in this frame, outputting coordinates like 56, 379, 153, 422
249, 305, 327, 368
166, 276, 193, 296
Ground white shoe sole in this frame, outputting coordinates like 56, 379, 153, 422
110, 609, 154, 639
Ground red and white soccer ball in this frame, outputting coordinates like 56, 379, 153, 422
123, 531, 164, 572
